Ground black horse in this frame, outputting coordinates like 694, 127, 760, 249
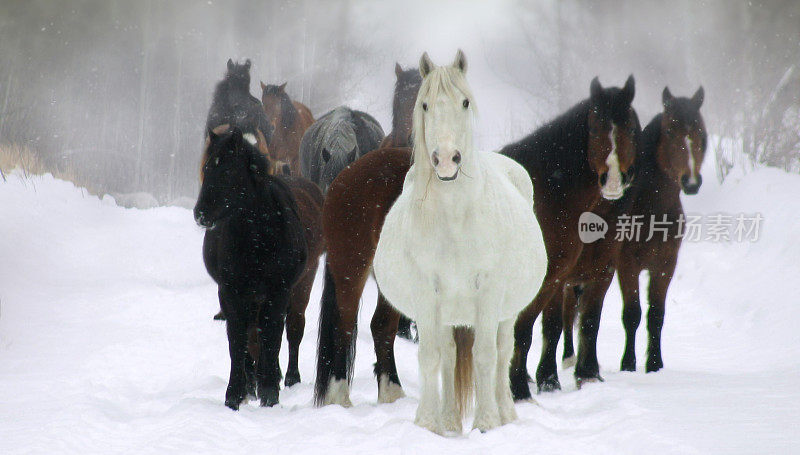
206, 59, 272, 142
195, 127, 307, 409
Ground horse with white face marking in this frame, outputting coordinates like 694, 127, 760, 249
373, 50, 547, 434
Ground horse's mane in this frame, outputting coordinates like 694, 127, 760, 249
351, 110, 385, 155
500, 100, 593, 188
411, 65, 476, 175
264, 84, 298, 127
320, 107, 358, 153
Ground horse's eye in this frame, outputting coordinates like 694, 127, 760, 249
422, 102, 428, 111
463, 99, 469, 109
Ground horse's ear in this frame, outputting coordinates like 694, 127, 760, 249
419, 52, 434, 78
662, 86, 673, 108
230, 126, 244, 145
692, 86, 704, 110
395, 62, 403, 77
279, 81, 287, 92
260, 81, 267, 91
322, 148, 331, 163
244, 59, 251, 70
227, 58, 234, 72
453, 49, 467, 74
590, 77, 603, 104
623, 74, 635, 104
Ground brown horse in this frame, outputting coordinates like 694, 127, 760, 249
563, 87, 706, 378
204, 123, 324, 387
260, 82, 315, 176
500, 76, 640, 400
314, 64, 421, 407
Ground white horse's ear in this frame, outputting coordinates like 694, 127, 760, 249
453, 49, 467, 74
420, 52, 435, 78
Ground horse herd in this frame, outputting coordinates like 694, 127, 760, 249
193, 50, 707, 434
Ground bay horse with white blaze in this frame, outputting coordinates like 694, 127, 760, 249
374, 50, 546, 434
563, 87, 706, 376
314, 64, 422, 407
195, 127, 307, 409
260, 81, 315, 176
500, 76, 639, 399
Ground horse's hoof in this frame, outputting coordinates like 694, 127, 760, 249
645, 362, 663, 373
472, 411, 502, 433
259, 386, 279, 407
498, 403, 518, 425
562, 355, 577, 369
442, 413, 462, 434
415, 413, 443, 435
377, 375, 405, 403
323, 378, 353, 407
620, 358, 636, 372
225, 393, 245, 410
575, 374, 604, 389
537, 376, 561, 393
284, 372, 301, 388
213, 311, 226, 321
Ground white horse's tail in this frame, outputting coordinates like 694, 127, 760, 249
454, 326, 475, 420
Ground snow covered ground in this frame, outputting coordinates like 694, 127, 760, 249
1, 152, 799, 454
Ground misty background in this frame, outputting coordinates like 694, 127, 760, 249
0, 0, 798, 203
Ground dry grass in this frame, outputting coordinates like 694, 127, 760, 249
0, 142, 97, 194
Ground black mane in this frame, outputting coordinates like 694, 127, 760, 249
500, 100, 594, 188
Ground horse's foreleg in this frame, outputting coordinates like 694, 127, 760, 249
510, 276, 561, 401
535, 293, 564, 392
285, 265, 316, 387
439, 325, 460, 433
646, 261, 676, 372
371, 292, 405, 403
220, 287, 248, 410
257, 291, 289, 407
495, 318, 517, 425
618, 262, 642, 372
574, 277, 613, 386
414, 319, 443, 434
561, 284, 581, 368
472, 322, 501, 432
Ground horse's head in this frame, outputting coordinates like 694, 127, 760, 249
586, 76, 639, 200
195, 127, 271, 228
657, 86, 706, 195
225, 58, 252, 91
393, 63, 422, 146
260, 81, 290, 137
413, 49, 475, 182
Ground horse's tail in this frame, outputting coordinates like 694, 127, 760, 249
453, 326, 475, 420
314, 264, 357, 406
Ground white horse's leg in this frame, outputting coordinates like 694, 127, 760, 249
415, 319, 443, 434
496, 318, 518, 425
472, 322, 501, 432
440, 325, 461, 433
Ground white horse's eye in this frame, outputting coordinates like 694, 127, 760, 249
422, 102, 428, 111
463, 99, 469, 109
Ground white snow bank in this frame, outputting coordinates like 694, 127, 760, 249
0, 157, 798, 453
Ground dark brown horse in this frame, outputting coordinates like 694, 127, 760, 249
314, 64, 421, 407
204, 124, 324, 388
260, 82, 315, 176
562, 87, 706, 378
500, 76, 640, 400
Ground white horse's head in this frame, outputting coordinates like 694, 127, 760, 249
412, 49, 475, 182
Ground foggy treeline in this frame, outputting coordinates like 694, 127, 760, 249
0, 0, 798, 202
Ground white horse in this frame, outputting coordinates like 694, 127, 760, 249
373, 50, 547, 434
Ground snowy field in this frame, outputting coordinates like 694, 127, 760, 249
1, 152, 799, 454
